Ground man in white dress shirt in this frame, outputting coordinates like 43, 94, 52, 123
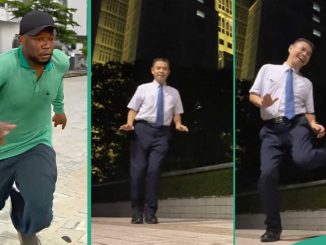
249, 38, 326, 242
120, 58, 188, 224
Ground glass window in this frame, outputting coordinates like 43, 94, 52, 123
196, 10, 205, 18
313, 15, 320, 23
313, 2, 321, 12
313, 29, 321, 37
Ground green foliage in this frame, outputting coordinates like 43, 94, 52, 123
1, 0, 79, 44
163, 66, 233, 172
237, 185, 326, 214
235, 79, 262, 192
160, 168, 233, 199
91, 62, 136, 184
92, 169, 233, 203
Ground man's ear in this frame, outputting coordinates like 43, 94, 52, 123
18, 35, 24, 45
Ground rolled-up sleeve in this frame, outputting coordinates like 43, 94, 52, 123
174, 91, 184, 115
305, 82, 315, 113
249, 65, 267, 95
127, 86, 143, 111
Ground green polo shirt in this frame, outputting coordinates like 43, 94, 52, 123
0, 46, 69, 160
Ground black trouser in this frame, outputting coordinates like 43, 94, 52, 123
258, 115, 326, 232
0, 144, 57, 235
130, 121, 170, 217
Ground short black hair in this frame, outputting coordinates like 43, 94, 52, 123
152, 58, 170, 68
293, 38, 315, 52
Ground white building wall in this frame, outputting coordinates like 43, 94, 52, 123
0, 21, 19, 53
67, 0, 87, 36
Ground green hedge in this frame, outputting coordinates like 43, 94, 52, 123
237, 184, 326, 214
93, 168, 232, 203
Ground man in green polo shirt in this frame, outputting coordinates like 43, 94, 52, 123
0, 10, 69, 245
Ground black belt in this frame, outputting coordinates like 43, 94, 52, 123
264, 114, 304, 125
135, 120, 170, 129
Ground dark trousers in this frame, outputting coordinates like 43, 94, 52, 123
258, 115, 326, 232
130, 121, 170, 216
0, 144, 57, 235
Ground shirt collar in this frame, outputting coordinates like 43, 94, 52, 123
18, 45, 53, 71
283, 62, 299, 74
153, 80, 167, 87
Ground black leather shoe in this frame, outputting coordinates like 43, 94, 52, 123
145, 215, 158, 224
260, 231, 281, 242
131, 215, 143, 224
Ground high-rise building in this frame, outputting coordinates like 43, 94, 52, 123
235, 0, 251, 79
92, 0, 128, 64
215, 0, 233, 69
124, 0, 218, 70
93, 0, 218, 71
239, 0, 261, 81
239, 0, 326, 81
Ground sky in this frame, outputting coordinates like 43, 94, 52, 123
68, 0, 87, 36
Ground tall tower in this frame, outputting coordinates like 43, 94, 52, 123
238, 0, 325, 81
235, 0, 251, 79
215, 0, 233, 69
93, 0, 218, 71
92, 0, 128, 64
121, 0, 142, 63
240, 0, 261, 81
129, 0, 218, 70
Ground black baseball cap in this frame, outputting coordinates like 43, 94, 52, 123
19, 10, 55, 36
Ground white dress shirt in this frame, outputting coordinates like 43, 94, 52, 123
127, 80, 184, 126
250, 63, 314, 120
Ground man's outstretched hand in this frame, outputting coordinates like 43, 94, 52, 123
119, 124, 134, 131
176, 124, 189, 132
52, 113, 67, 130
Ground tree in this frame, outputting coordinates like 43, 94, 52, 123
1, 0, 79, 45
92, 62, 136, 184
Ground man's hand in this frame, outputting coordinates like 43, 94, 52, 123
310, 121, 325, 138
0, 122, 16, 145
261, 94, 278, 108
176, 124, 189, 133
119, 124, 134, 131
52, 113, 67, 130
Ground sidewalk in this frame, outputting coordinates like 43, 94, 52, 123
236, 229, 326, 245
92, 217, 233, 245
0, 76, 87, 244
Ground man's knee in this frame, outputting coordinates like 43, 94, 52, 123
292, 153, 314, 168
26, 199, 53, 226
259, 169, 279, 187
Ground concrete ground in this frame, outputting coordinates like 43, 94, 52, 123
0, 76, 87, 244
92, 217, 233, 245
236, 229, 326, 245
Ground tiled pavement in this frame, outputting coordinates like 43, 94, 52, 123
236, 229, 326, 245
92, 217, 233, 245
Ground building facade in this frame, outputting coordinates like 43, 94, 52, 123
92, 0, 128, 64
215, 0, 233, 69
239, 0, 325, 81
93, 0, 218, 71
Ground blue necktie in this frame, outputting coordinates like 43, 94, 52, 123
285, 69, 295, 119
156, 85, 164, 126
